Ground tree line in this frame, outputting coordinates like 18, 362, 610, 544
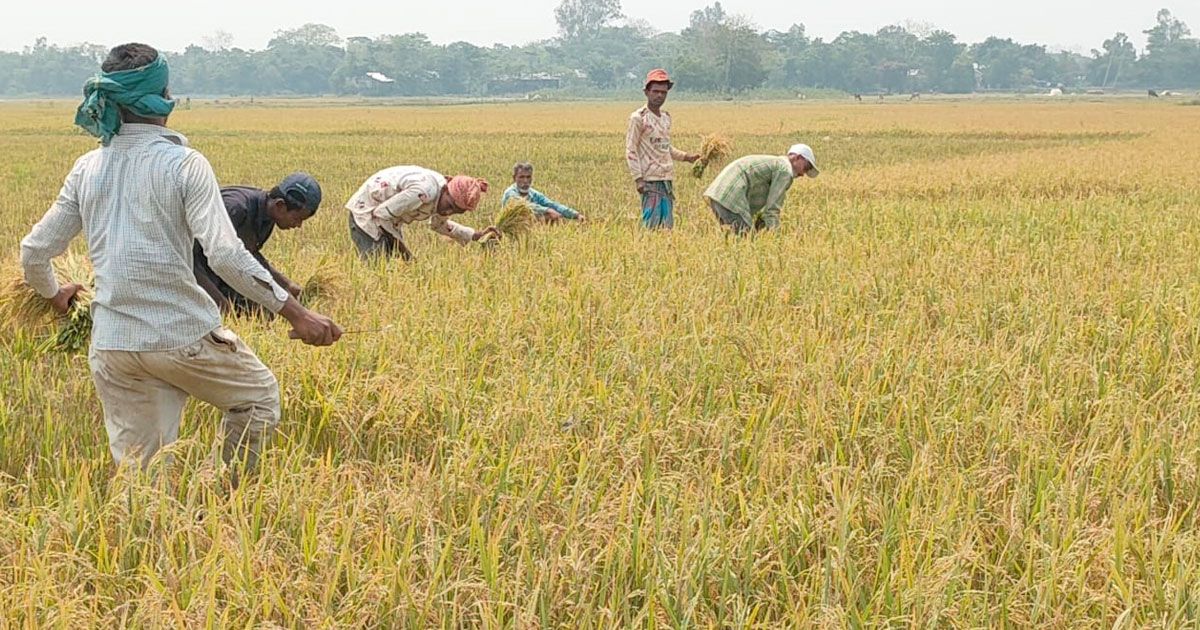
2, 3, 1198, 97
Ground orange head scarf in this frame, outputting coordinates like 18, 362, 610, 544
446, 176, 489, 212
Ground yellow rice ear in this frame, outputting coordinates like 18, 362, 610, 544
494, 198, 536, 241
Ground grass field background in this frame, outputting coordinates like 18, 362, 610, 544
2, 99, 1200, 626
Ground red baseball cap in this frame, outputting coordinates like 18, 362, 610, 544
644, 68, 674, 90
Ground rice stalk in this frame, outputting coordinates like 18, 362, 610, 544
691, 133, 733, 178
0, 253, 94, 353
301, 254, 348, 305
0, 265, 56, 335
491, 198, 536, 241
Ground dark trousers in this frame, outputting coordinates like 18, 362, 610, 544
349, 213, 412, 261
196, 269, 271, 318
708, 199, 762, 235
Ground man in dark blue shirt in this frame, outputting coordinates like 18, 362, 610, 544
194, 172, 322, 316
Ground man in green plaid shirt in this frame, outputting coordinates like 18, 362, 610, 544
703, 144, 819, 235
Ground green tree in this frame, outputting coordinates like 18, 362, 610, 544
435, 42, 489, 94
828, 31, 876, 92
970, 37, 1057, 90
1088, 33, 1136, 87
554, 0, 622, 40
873, 26, 923, 93
922, 30, 968, 92
1145, 9, 1190, 53
559, 26, 648, 88
268, 23, 343, 49
1139, 10, 1199, 87
676, 4, 768, 93
764, 24, 811, 88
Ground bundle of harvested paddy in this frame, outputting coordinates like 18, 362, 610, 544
691, 133, 733, 178
0, 266, 56, 335
0, 253, 94, 353
490, 197, 536, 241
300, 255, 348, 305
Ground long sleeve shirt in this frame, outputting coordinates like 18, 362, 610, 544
625, 106, 688, 182
193, 186, 280, 294
702, 155, 796, 229
19, 123, 289, 352
499, 184, 580, 220
345, 166, 477, 244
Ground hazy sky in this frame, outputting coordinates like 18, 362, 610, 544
6, 1, 1198, 54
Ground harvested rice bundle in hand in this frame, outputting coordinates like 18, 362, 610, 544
0, 267, 51, 323
48, 296, 93, 354
489, 198, 536, 241
692, 133, 733, 178
0, 253, 94, 354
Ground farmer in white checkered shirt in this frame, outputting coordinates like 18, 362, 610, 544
19, 43, 343, 481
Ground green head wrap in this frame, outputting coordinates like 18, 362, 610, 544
74, 55, 176, 145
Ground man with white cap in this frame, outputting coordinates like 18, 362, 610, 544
702, 144, 819, 235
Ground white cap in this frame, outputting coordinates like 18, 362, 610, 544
787, 143, 820, 178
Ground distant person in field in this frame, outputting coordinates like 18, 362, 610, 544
19, 43, 342, 478
193, 172, 322, 316
346, 166, 502, 261
625, 69, 699, 229
703, 144, 820, 235
500, 162, 586, 224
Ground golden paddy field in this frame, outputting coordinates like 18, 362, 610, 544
2, 99, 1200, 627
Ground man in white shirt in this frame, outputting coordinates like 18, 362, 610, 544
19, 43, 343, 479
346, 165, 500, 260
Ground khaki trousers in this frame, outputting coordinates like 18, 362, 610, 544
87, 327, 281, 471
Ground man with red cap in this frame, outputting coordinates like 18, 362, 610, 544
345, 165, 502, 260
625, 68, 699, 229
